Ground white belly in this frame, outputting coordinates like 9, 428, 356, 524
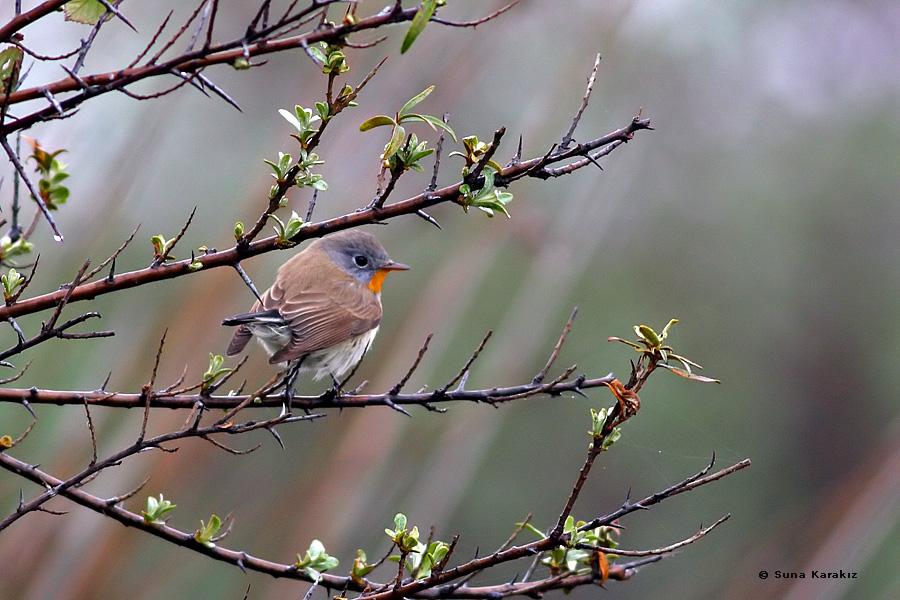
250, 324, 378, 381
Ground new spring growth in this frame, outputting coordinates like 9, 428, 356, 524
150, 234, 175, 263
307, 42, 349, 75
142, 494, 176, 525
268, 211, 304, 247
26, 138, 71, 210
589, 407, 621, 450
609, 318, 720, 383
194, 514, 222, 548
295, 539, 340, 581
1, 268, 25, 302
359, 85, 456, 168
202, 354, 232, 393
0, 236, 33, 261
453, 136, 513, 217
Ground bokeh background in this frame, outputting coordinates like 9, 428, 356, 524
1, 1, 898, 598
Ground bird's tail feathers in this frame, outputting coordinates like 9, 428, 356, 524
221, 309, 284, 327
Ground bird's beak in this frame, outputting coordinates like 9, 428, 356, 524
380, 260, 410, 271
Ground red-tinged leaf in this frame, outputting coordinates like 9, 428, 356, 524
597, 551, 610, 585
662, 364, 720, 384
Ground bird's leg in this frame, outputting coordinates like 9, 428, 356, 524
317, 374, 341, 403
279, 358, 304, 416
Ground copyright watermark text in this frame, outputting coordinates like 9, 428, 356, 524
758, 570, 859, 580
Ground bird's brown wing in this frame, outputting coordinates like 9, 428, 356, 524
267, 279, 382, 364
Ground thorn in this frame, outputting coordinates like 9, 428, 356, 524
266, 426, 284, 450
415, 209, 441, 229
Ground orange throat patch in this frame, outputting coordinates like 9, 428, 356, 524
368, 269, 390, 293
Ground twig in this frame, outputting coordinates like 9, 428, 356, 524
559, 54, 600, 150
233, 263, 263, 304
388, 333, 433, 396
533, 307, 577, 384
430, 1, 520, 28
84, 224, 140, 281
1, 136, 63, 241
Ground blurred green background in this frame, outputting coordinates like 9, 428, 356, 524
1, 1, 898, 598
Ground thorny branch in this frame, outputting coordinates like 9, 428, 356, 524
0, 448, 749, 597
0, 3, 744, 598
0, 116, 651, 322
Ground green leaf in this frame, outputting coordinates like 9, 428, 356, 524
399, 85, 434, 116
359, 115, 396, 132
401, 0, 438, 54
63, 0, 108, 25
295, 539, 340, 580
660, 318, 679, 340
659, 363, 721, 384
279, 108, 305, 132
1, 268, 25, 300
141, 494, 176, 525
601, 426, 622, 451
383, 125, 406, 160
315, 101, 330, 122
194, 514, 222, 548
399, 113, 457, 142
0, 47, 24, 92
308, 44, 328, 65
394, 513, 408, 532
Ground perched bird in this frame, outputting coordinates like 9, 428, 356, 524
222, 230, 409, 388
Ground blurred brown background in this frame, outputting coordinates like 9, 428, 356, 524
1, 1, 898, 598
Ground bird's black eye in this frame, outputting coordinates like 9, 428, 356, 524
354, 255, 369, 268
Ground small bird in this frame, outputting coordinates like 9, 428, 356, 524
222, 230, 409, 390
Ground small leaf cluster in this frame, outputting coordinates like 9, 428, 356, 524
308, 42, 349, 75
385, 513, 450, 579
0, 236, 34, 262
150, 234, 175, 263
27, 138, 70, 210
265, 144, 327, 196
588, 407, 621, 450
539, 517, 619, 575
1, 268, 25, 301
142, 494, 176, 525
268, 211, 304, 247
295, 539, 340, 581
609, 319, 720, 383
194, 514, 222, 548
202, 354, 232, 393
458, 168, 513, 218
389, 133, 434, 173
359, 86, 456, 168
280, 105, 321, 149
351, 549, 377, 584
450, 135, 503, 172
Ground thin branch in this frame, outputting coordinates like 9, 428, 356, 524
559, 54, 600, 150
532, 308, 577, 384
1, 136, 63, 241
430, 1, 521, 28
233, 263, 263, 304
152, 206, 197, 267
388, 333, 433, 396
437, 330, 492, 394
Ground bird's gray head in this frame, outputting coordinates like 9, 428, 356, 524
317, 230, 409, 290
